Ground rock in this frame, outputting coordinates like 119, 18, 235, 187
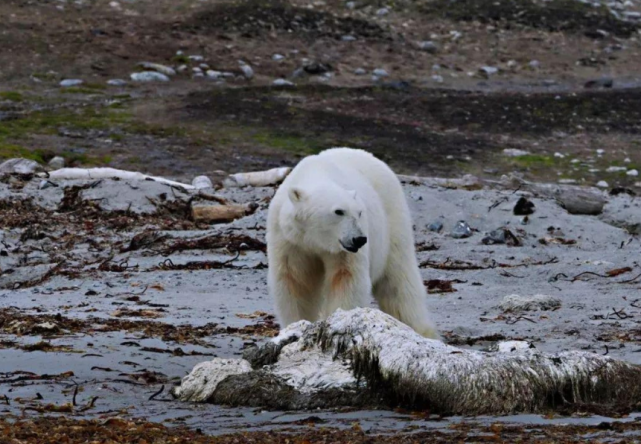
513, 197, 535, 215
627, 169, 639, 177
503, 148, 530, 157
372, 68, 389, 77
137, 62, 176, 76
188, 55, 204, 62
304, 62, 331, 75
607, 166, 627, 173
451, 220, 472, 239
418, 41, 439, 53
376, 7, 389, 16
529, 60, 541, 69
191, 201, 258, 224
130, 72, 170, 82
585, 78, 614, 89
60, 79, 83, 87
346, 1, 356, 9
107, 79, 127, 86
427, 221, 443, 232
48, 156, 65, 170
555, 188, 606, 215
482, 228, 521, 246
272, 54, 285, 61
273, 79, 294, 86
354, 68, 367, 75
192, 176, 213, 189
479, 66, 499, 76
341, 35, 357, 42
0, 158, 42, 175
431, 75, 444, 83
172, 358, 253, 402
239, 61, 254, 79
499, 294, 562, 312
206, 70, 224, 80
597, 180, 609, 188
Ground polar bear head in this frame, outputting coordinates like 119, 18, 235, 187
283, 184, 368, 254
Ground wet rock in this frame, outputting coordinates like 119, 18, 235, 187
499, 294, 562, 312
555, 188, 606, 215
239, 61, 254, 79
482, 228, 521, 246
273, 79, 295, 86
130, 72, 170, 82
172, 358, 252, 402
428, 220, 443, 232
107, 79, 127, 86
192, 176, 213, 189
59, 79, 83, 87
451, 220, 472, 238
0, 158, 42, 175
48, 156, 65, 170
137, 62, 176, 76
418, 40, 439, 53
585, 78, 614, 89
513, 197, 535, 215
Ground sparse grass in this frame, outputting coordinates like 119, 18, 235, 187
251, 131, 324, 154
510, 154, 557, 167
0, 91, 24, 102
0, 143, 47, 163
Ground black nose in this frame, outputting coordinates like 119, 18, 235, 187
353, 236, 368, 249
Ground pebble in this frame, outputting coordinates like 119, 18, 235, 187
346, 1, 356, 9
431, 75, 444, 83
48, 156, 65, 170
272, 54, 285, 61
427, 221, 443, 232
60, 79, 83, 87
625, 157, 632, 163
503, 148, 529, 157
482, 228, 520, 246
606, 166, 627, 173
418, 41, 438, 53
207, 70, 224, 79
192, 176, 213, 189
341, 35, 357, 41
193, 67, 203, 73
354, 68, 367, 75
273, 79, 295, 86
137, 62, 176, 76
479, 66, 498, 76
200, 63, 210, 69
372, 68, 389, 77
451, 220, 472, 239
554, 152, 565, 158
627, 169, 639, 176
376, 7, 389, 16
239, 61, 254, 79
177, 65, 188, 73
130, 72, 170, 82
107, 79, 127, 86
597, 180, 609, 188
596, 149, 605, 155
188, 55, 204, 62
529, 60, 540, 69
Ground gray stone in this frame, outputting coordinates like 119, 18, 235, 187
428, 221, 443, 232
192, 176, 213, 190
354, 68, 367, 75
418, 41, 439, 53
137, 62, 176, 76
48, 156, 65, 170
239, 61, 254, 79
555, 188, 606, 215
107, 79, 127, 86
499, 294, 562, 312
0, 158, 42, 175
451, 220, 472, 238
130, 72, 170, 82
60, 79, 83, 87
372, 68, 389, 77
273, 79, 295, 86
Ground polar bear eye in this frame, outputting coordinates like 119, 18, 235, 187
335, 209, 345, 216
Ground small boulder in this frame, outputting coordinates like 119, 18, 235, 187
555, 188, 606, 215
0, 158, 42, 175
48, 156, 65, 170
130, 72, 170, 82
499, 294, 562, 312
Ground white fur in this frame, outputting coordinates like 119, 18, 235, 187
267, 148, 439, 339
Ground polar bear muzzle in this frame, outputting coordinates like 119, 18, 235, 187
340, 236, 368, 253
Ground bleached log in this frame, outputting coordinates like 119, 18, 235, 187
191, 202, 257, 223
40, 167, 196, 190
174, 308, 641, 415
223, 167, 291, 188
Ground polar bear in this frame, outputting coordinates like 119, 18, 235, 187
267, 148, 439, 339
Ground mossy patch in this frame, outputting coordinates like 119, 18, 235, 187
0, 143, 47, 163
251, 131, 323, 155
0, 91, 24, 102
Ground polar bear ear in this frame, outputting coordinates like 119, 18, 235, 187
288, 187, 307, 204
348, 190, 357, 199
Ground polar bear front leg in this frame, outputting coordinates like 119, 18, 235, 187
321, 253, 371, 318
269, 247, 324, 327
